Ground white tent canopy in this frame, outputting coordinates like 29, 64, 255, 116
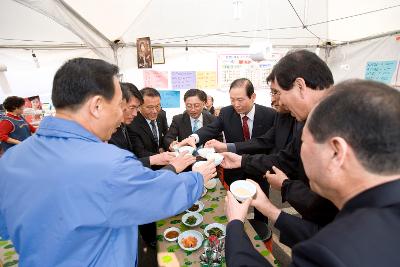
1, 0, 399, 101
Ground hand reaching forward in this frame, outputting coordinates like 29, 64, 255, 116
176, 136, 196, 148
169, 152, 196, 173
220, 152, 242, 169
204, 139, 228, 152
192, 160, 217, 184
265, 166, 289, 191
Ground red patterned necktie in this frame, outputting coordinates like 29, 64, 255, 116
242, 115, 250, 140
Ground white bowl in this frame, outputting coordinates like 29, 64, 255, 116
163, 227, 181, 242
182, 212, 203, 227
192, 161, 207, 171
178, 230, 204, 251
205, 178, 217, 189
185, 200, 204, 213
205, 153, 224, 166
204, 223, 226, 240
197, 147, 215, 158
178, 146, 195, 155
230, 180, 257, 202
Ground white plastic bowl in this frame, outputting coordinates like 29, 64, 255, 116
163, 227, 181, 242
204, 223, 226, 240
205, 178, 217, 189
197, 147, 215, 158
182, 212, 203, 227
178, 146, 195, 155
205, 153, 224, 166
230, 180, 256, 202
178, 230, 204, 251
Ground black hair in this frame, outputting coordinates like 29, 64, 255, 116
267, 49, 333, 91
120, 82, 143, 104
229, 78, 254, 98
184, 89, 207, 102
3, 96, 25, 112
140, 87, 160, 98
52, 58, 119, 110
308, 79, 400, 175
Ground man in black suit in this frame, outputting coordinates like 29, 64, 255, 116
225, 79, 400, 267
110, 83, 192, 170
163, 89, 220, 151
221, 51, 338, 247
178, 78, 276, 185
177, 78, 276, 240
128, 87, 168, 159
126, 87, 169, 250
205, 86, 296, 155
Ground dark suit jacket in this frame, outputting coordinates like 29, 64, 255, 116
127, 112, 168, 158
109, 124, 175, 171
196, 104, 276, 145
196, 104, 276, 183
163, 110, 220, 150
226, 179, 400, 267
232, 112, 295, 155
241, 123, 338, 230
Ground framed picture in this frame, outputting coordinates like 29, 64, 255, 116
152, 47, 165, 64
136, 37, 152, 69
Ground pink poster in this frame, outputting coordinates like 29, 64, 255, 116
143, 70, 168, 88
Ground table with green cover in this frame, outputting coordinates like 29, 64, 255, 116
157, 180, 279, 267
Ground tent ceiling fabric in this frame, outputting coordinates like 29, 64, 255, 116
0, 0, 399, 53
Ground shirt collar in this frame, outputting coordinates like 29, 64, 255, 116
240, 104, 255, 121
190, 113, 203, 124
36, 116, 102, 143
339, 179, 400, 217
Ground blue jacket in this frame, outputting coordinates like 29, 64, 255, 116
0, 116, 203, 267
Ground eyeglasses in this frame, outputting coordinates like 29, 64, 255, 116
185, 104, 203, 109
270, 90, 280, 96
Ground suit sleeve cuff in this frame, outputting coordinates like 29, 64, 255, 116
227, 143, 237, 153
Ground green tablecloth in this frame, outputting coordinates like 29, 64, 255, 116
157, 180, 279, 267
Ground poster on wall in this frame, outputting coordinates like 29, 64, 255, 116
196, 71, 217, 89
23, 95, 42, 124
365, 60, 397, 84
143, 70, 168, 88
217, 54, 280, 90
159, 90, 180, 108
137, 37, 152, 69
171, 71, 196, 89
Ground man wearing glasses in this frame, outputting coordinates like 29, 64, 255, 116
163, 89, 222, 152
127, 87, 168, 160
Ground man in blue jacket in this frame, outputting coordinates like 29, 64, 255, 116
0, 57, 216, 267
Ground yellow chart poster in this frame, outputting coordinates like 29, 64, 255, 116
196, 71, 217, 89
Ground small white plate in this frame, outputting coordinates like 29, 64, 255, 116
178, 230, 204, 251
186, 200, 204, 213
163, 227, 181, 242
204, 223, 226, 240
182, 212, 203, 227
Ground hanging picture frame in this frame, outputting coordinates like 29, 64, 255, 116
152, 47, 165, 64
137, 37, 152, 69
